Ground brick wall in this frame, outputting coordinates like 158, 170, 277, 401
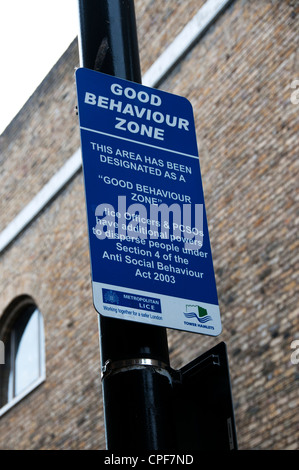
0, 0, 298, 450
161, 0, 299, 450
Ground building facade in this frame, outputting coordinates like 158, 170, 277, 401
0, 0, 298, 450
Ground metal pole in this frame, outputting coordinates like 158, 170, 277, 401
77, 0, 176, 450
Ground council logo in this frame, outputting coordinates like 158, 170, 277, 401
183, 304, 212, 323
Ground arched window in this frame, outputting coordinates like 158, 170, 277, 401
0, 296, 45, 415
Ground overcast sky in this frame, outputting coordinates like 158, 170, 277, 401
0, 0, 78, 134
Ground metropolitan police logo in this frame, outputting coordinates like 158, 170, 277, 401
104, 290, 120, 305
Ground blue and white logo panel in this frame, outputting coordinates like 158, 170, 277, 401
93, 282, 222, 336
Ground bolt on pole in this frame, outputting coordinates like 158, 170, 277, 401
77, 0, 176, 450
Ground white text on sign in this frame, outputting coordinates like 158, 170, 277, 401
84, 82, 190, 141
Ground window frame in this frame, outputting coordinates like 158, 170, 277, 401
0, 297, 46, 417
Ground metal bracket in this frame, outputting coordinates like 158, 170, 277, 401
101, 357, 172, 381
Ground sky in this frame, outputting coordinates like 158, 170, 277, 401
0, 0, 78, 134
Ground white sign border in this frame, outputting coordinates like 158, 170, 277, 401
93, 281, 222, 336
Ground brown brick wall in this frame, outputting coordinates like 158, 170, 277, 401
0, 0, 298, 450
135, 0, 205, 74
162, 0, 299, 450
0, 174, 106, 450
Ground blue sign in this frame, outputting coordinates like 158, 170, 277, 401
76, 68, 221, 336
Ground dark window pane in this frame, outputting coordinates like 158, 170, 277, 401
0, 303, 43, 409
0, 336, 12, 407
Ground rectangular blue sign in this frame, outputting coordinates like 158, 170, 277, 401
76, 68, 221, 336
